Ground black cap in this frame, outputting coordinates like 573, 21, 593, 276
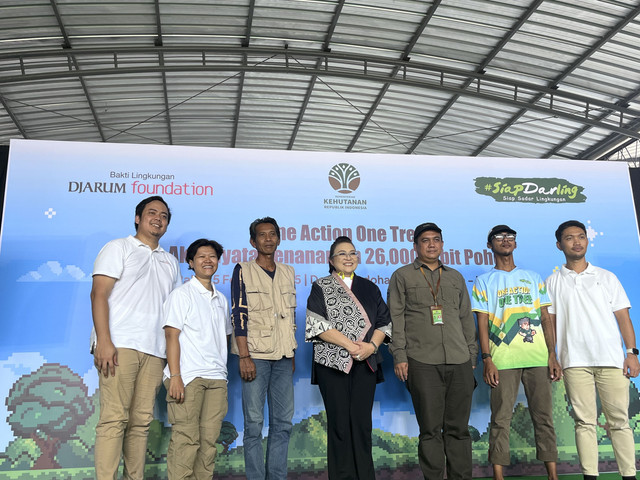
414, 222, 442, 243
487, 224, 517, 243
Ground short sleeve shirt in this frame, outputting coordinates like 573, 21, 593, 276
91, 235, 182, 358
472, 267, 551, 369
546, 263, 631, 369
163, 277, 232, 385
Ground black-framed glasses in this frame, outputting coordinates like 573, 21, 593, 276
492, 234, 516, 241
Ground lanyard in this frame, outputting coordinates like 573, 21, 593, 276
420, 266, 441, 303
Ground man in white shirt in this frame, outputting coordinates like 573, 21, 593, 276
91, 196, 181, 480
163, 238, 231, 480
546, 220, 639, 480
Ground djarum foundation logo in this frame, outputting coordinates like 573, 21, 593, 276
328, 163, 361, 194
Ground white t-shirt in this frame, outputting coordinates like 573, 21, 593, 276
547, 263, 631, 369
162, 276, 232, 385
91, 235, 182, 358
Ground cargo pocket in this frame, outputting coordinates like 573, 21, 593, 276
246, 287, 269, 312
282, 288, 297, 349
247, 325, 276, 354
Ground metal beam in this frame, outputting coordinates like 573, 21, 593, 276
49, 0, 106, 142
1, 45, 637, 116
0, 51, 635, 118
410, 0, 544, 154
288, 0, 345, 149
154, 0, 163, 44
229, 0, 255, 146
232, 66, 246, 148
347, 0, 441, 152
548, 86, 640, 160
473, 2, 640, 157
3, 45, 640, 141
158, 57, 173, 145
580, 118, 640, 160
0, 92, 28, 138
2, 61, 638, 140
244, 0, 256, 47
152, 0, 173, 144
288, 75, 317, 150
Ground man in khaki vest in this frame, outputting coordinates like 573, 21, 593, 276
231, 217, 297, 480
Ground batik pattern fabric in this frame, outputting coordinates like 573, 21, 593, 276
305, 273, 371, 374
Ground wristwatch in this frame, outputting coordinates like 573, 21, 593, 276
481, 353, 492, 360
627, 348, 639, 355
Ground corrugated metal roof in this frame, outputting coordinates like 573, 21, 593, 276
1, 0, 640, 165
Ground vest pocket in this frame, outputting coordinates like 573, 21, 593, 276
247, 325, 276, 354
281, 288, 297, 308
245, 288, 269, 312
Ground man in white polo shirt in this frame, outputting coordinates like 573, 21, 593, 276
547, 220, 639, 480
163, 238, 232, 480
90, 196, 181, 480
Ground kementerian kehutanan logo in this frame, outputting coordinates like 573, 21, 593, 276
328, 163, 360, 194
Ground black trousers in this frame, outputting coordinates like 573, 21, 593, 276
315, 361, 377, 480
407, 359, 474, 480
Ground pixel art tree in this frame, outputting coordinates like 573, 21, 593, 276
6, 363, 93, 469
218, 421, 239, 453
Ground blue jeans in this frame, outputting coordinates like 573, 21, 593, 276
242, 357, 294, 480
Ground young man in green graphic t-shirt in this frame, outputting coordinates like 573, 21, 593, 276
472, 225, 562, 480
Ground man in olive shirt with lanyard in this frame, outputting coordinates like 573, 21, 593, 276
388, 222, 477, 480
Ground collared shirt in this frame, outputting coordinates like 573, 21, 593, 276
388, 259, 478, 366
91, 235, 182, 358
162, 277, 232, 385
547, 263, 631, 369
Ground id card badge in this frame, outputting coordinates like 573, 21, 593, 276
430, 305, 444, 325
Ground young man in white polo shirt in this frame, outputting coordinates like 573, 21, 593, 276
163, 238, 232, 480
546, 220, 639, 480
91, 196, 181, 480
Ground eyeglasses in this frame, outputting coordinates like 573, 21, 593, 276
492, 234, 516, 241
332, 251, 359, 259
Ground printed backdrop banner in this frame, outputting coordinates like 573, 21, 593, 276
1, 138, 639, 475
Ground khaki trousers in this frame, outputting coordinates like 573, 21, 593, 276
488, 366, 557, 465
94, 348, 165, 480
563, 367, 636, 476
165, 377, 228, 480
